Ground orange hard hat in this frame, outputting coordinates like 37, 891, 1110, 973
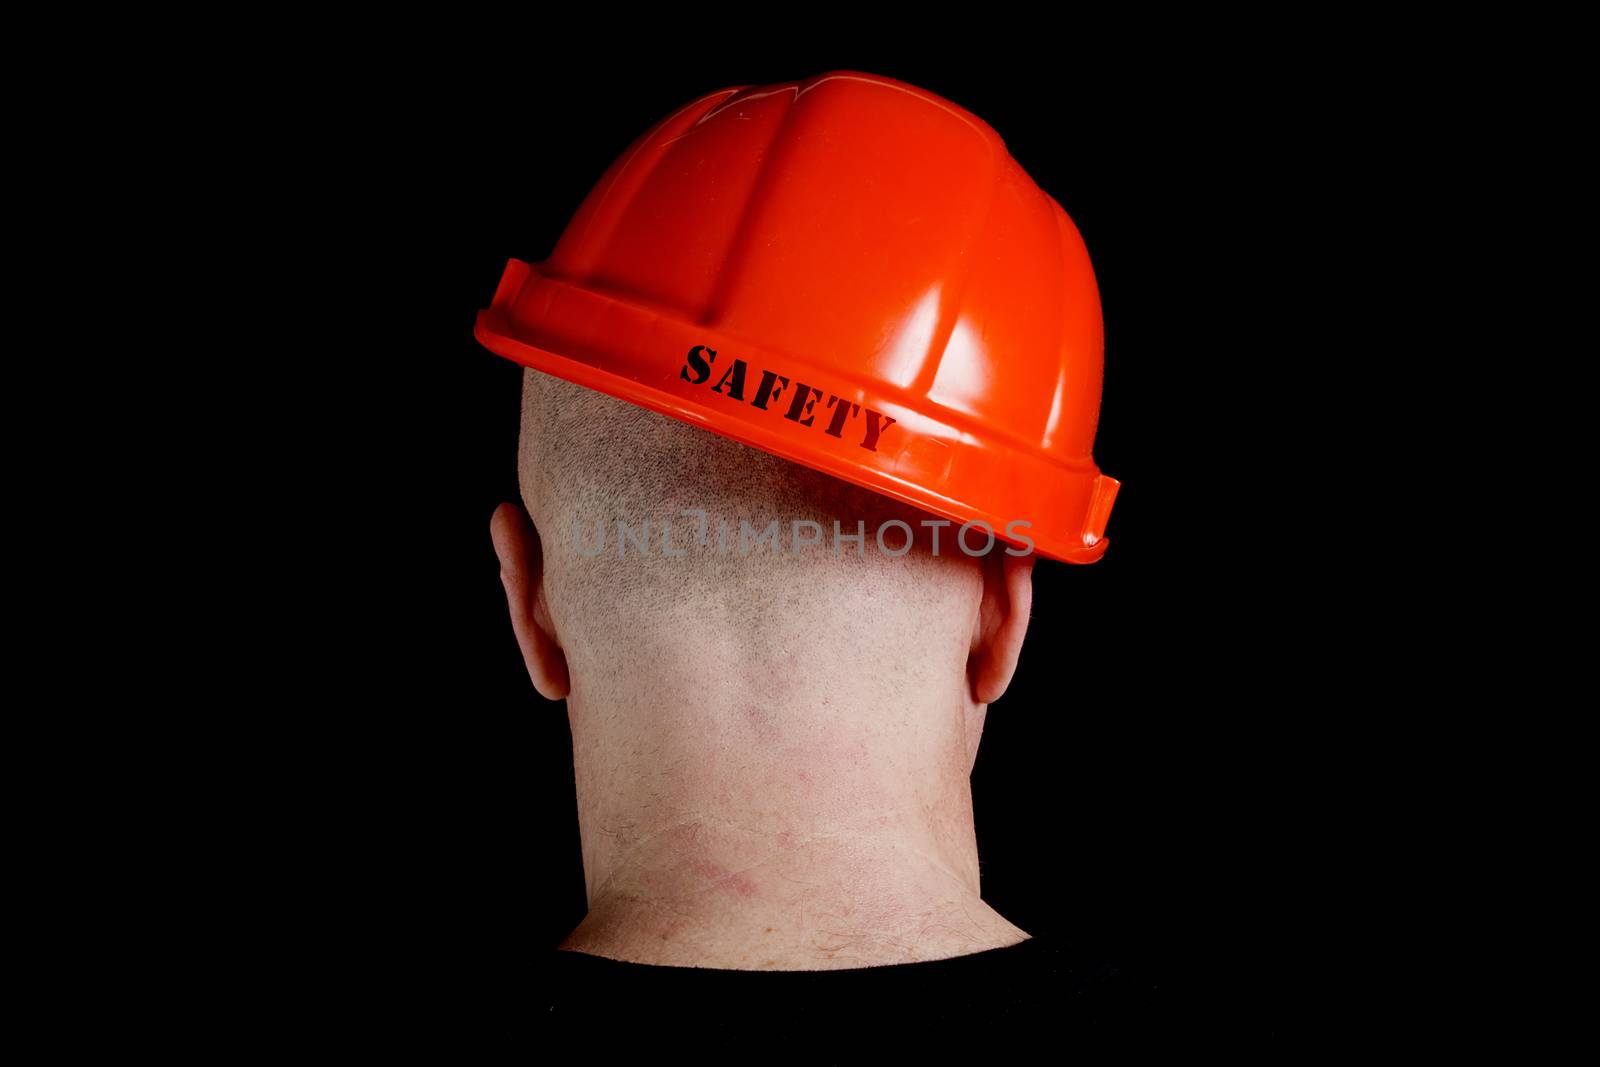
474, 69, 1120, 563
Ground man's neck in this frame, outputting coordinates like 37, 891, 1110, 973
559, 730, 1028, 970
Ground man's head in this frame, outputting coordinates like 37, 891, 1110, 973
475, 72, 1116, 965
491, 368, 1034, 773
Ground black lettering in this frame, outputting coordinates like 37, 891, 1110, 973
711, 358, 748, 401
752, 370, 789, 411
823, 395, 861, 438
679, 344, 716, 386
784, 383, 824, 427
860, 410, 897, 451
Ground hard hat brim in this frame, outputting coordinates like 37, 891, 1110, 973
475, 258, 1116, 564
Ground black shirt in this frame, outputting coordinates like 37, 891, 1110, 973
537, 936, 1193, 1048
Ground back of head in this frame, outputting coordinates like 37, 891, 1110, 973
518, 368, 987, 755
477, 68, 1099, 969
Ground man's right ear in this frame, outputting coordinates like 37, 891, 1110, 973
489, 502, 570, 701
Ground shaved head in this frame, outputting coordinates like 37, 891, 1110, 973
496, 367, 1037, 968
516, 368, 990, 726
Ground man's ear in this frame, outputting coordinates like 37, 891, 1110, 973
969, 549, 1035, 705
490, 502, 570, 701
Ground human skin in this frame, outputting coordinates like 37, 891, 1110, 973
491, 369, 1037, 970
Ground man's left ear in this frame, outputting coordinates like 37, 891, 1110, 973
969, 549, 1035, 705
490, 502, 570, 701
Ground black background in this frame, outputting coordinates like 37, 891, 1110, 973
289, 46, 1352, 1034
